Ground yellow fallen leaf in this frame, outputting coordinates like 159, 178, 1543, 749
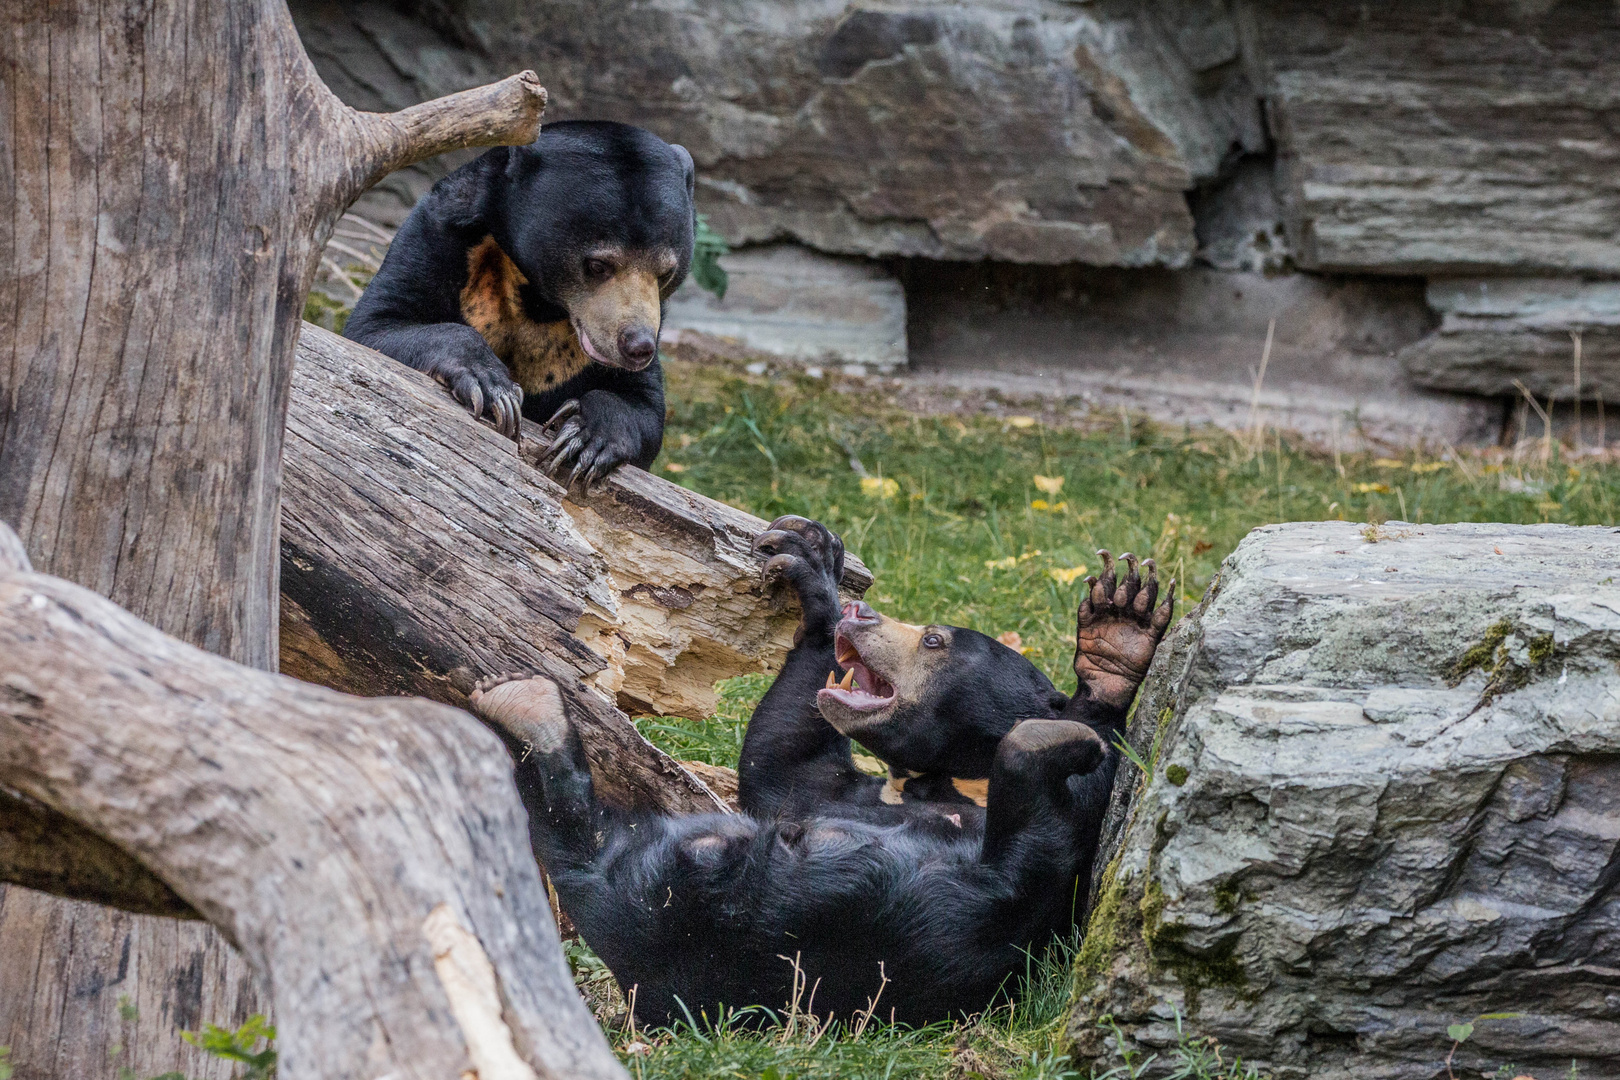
1353, 482, 1390, 494
1033, 474, 1065, 495
1373, 458, 1405, 469
985, 556, 1018, 570
1030, 499, 1049, 511
1006, 416, 1037, 429
860, 476, 900, 499
1410, 461, 1448, 473
1048, 566, 1089, 585
663, 461, 688, 473
1019, 549, 1042, 561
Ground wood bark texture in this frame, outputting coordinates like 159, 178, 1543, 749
0, 525, 626, 1079
281, 324, 871, 815
0, 0, 546, 1074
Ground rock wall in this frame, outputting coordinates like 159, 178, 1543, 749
1073, 521, 1620, 1080
289, 0, 1620, 402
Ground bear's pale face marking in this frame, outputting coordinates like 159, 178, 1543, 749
460, 235, 593, 395
818, 616, 946, 738
556, 249, 671, 373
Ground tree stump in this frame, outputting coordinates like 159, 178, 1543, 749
0, 0, 556, 1073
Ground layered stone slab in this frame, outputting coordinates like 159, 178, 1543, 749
1072, 521, 1620, 1080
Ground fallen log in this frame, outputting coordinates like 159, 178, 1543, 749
281, 323, 870, 813
0, 521, 624, 1080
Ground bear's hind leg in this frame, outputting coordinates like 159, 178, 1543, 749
471, 674, 601, 870
980, 718, 1105, 865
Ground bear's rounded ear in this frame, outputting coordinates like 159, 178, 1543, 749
672, 143, 695, 197
433, 168, 490, 231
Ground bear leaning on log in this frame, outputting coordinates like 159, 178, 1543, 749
473, 516, 1174, 1026
344, 121, 694, 486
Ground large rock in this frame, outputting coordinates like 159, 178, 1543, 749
289, 1, 1620, 279
1401, 278, 1620, 402
1072, 521, 1620, 1080
288, 0, 1263, 265
1257, 1, 1620, 275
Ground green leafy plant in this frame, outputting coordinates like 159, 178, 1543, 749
182, 1016, 276, 1080
0, 1046, 12, 1080
690, 213, 730, 300
1446, 1013, 1522, 1080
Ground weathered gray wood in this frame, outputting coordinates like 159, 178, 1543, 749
281, 323, 871, 815
0, 1, 549, 1074
0, 794, 197, 921
0, 886, 256, 1080
0, 530, 626, 1080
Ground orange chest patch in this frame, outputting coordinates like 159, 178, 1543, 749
880, 772, 989, 808
459, 235, 592, 394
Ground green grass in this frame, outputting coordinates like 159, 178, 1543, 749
637, 358, 1620, 769
617, 356, 1619, 1077
584, 932, 1091, 1080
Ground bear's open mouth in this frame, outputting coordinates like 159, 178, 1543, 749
817, 631, 896, 713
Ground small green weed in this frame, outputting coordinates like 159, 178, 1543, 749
181, 1016, 276, 1080
690, 214, 730, 300
106, 997, 274, 1080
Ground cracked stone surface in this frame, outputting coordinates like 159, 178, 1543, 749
1071, 521, 1620, 1080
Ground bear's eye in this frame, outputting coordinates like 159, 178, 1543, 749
583, 258, 614, 279
922, 632, 944, 649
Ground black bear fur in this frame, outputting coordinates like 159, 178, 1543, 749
481, 518, 1174, 1029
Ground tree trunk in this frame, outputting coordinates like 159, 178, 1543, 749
0, 528, 626, 1079
0, 0, 549, 1074
281, 324, 873, 815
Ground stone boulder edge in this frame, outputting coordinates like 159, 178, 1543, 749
1070, 521, 1620, 1080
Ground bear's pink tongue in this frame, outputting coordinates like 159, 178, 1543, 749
575, 323, 612, 365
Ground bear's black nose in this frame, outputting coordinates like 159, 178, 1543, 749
841, 600, 880, 624
618, 326, 658, 367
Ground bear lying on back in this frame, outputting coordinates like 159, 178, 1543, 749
344, 121, 695, 486
473, 517, 1175, 1027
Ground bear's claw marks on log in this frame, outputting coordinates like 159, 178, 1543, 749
1076, 550, 1175, 708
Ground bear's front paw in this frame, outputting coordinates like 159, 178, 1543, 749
752, 516, 845, 626
431, 345, 523, 439
538, 400, 638, 490
1073, 551, 1175, 708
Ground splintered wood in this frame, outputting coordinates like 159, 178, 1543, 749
281, 324, 870, 814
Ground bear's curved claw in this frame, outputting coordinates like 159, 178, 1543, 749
752, 516, 845, 632
1074, 548, 1175, 708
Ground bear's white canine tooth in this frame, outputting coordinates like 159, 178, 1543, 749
825, 670, 837, 689
840, 668, 856, 690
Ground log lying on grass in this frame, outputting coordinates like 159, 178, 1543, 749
282, 324, 871, 813
0, 521, 625, 1080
